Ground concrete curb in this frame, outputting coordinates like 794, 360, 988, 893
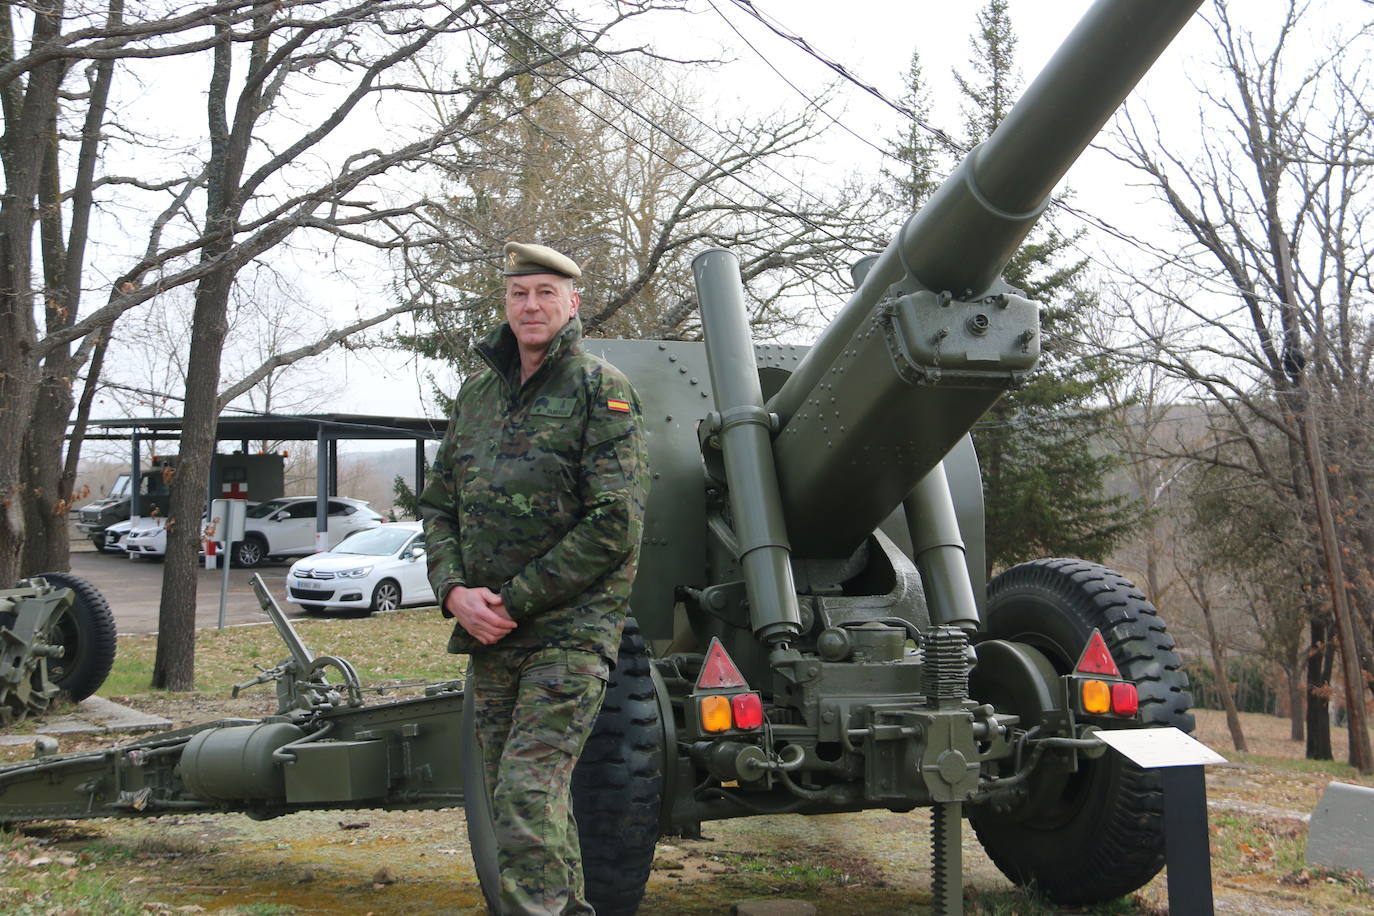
0, 696, 171, 748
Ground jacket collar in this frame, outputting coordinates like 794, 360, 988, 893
477, 315, 584, 392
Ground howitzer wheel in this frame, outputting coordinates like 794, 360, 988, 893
32, 572, 118, 702
969, 558, 1193, 906
572, 617, 664, 915
461, 617, 664, 915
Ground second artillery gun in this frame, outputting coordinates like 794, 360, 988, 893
0, 2, 1201, 912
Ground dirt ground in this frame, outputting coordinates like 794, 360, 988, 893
5, 702, 1373, 914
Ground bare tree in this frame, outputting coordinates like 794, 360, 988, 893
399, 26, 887, 376
103, 271, 333, 449
149, 1, 671, 690
1108, 0, 1374, 769
1, 1, 675, 689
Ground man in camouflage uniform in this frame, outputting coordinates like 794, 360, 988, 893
419, 241, 650, 915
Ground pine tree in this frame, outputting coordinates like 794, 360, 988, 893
881, 50, 943, 213
954, 0, 1020, 144
949, 0, 1135, 572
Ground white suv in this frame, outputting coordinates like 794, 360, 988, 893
228, 496, 383, 568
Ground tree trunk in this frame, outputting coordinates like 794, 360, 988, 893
1195, 573, 1247, 751
151, 19, 241, 690
1296, 363, 1372, 772
18, 0, 122, 578
151, 268, 233, 690
0, 1, 66, 585
1286, 662, 1304, 743
19, 375, 75, 575
1307, 614, 1335, 760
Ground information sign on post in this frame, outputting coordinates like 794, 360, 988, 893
211, 498, 247, 545
210, 499, 248, 630
1097, 727, 1226, 916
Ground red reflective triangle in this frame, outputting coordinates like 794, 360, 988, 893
696, 637, 749, 689
1075, 629, 1120, 676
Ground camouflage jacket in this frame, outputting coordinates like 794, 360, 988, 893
418, 317, 650, 663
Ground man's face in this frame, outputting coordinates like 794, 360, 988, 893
504, 273, 580, 354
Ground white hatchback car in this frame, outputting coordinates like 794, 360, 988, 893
286, 522, 434, 614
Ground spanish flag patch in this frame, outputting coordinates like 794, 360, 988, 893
606, 398, 632, 413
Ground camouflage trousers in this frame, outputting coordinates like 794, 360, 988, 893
471, 646, 608, 916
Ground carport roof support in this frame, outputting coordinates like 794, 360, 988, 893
91, 412, 445, 442
90, 413, 444, 524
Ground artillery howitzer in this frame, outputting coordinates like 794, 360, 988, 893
0, 574, 117, 725
0, 1, 1201, 911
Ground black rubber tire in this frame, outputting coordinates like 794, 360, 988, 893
233, 536, 266, 568
460, 669, 502, 913
460, 618, 664, 916
969, 558, 1194, 906
89, 533, 106, 551
370, 579, 402, 614
573, 617, 664, 916
32, 572, 118, 702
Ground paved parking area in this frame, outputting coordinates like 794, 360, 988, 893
65, 543, 305, 636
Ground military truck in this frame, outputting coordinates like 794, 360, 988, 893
0, 2, 1200, 913
76, 452, 285, 551
75, 461, 176, 551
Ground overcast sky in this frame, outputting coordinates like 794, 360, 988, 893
332, 1, 1192, 423
83, 0, 1365, 455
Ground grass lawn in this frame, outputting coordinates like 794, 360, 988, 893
103, 605, 461, 696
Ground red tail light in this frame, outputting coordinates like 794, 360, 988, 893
731, 693, 764, 730
1110, 682, 1139, 717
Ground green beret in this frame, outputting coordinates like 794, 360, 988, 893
502, 241, 581, 279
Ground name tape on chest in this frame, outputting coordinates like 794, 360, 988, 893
606, 398, 632, 413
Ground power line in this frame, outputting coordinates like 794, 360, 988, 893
545, 2, 896, 223
702, 0, 928, 169
725, 0, 967, 155
718, 0, 1297, 312
474, 5, 866, 254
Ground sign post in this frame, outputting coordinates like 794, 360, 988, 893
210, 498, 247, 630
1096, 727, 1227, 916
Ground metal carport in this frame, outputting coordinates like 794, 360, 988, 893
88, 413, 445, 542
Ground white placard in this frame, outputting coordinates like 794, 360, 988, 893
210, 498, 247, 544
1095, 727, 1228, 768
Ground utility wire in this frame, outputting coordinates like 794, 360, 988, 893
721, 0, 1296, 311
475, 5, 865, 253
546, 2, 903, 224
725, 0, 967, 155
702, 0, 949, 172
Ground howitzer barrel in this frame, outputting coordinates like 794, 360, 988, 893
765, 0, 1202, 557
